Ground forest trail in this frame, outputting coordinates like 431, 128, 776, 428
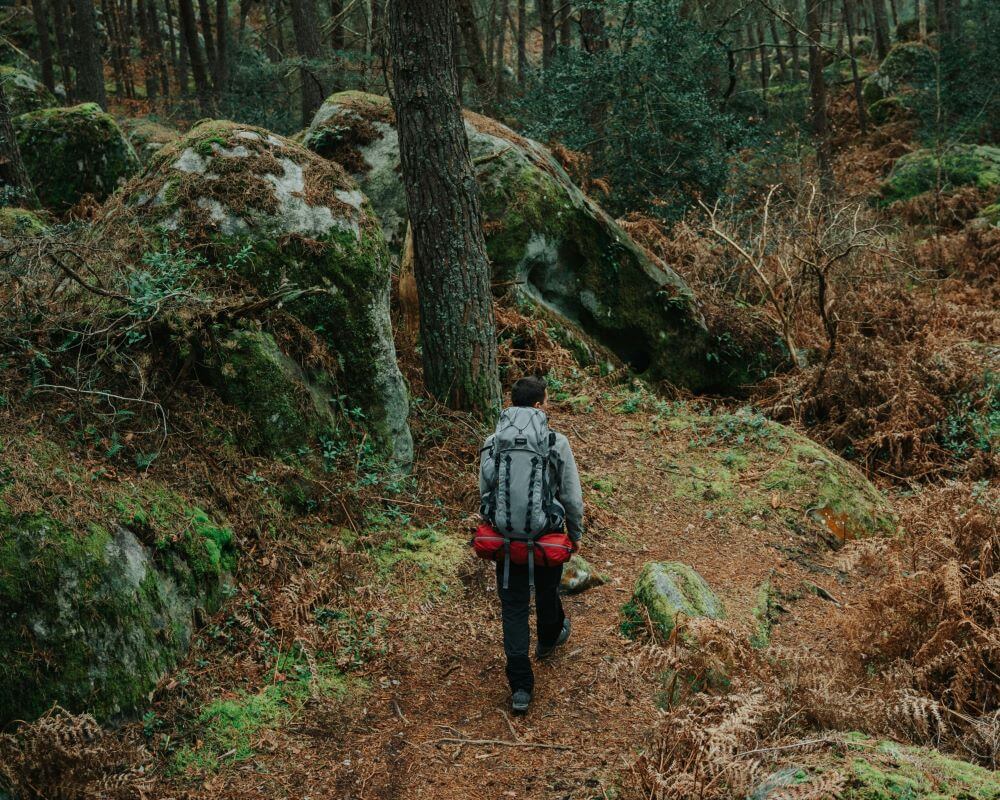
214, 395, 848, 800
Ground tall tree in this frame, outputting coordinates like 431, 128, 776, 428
579, 0, 608, 53
539, 0, 556, 68
0, 81, 38, 208
137, 0, 161, 101
177, 0, 212, 108
198, 0, 217, 79
558, 0, 572, 46
495, 0, 510, 96
456, 0, 493, 104
806, 0, 831, 190
50, 0, 73, 94
28, 0, 56, 91
288, 0, 326, 126
215, 0, 229, 91
71, 0, 108, 107
844, 0, 868, 132
388, 0, 501, 418
870, 0, 890, 59
517, 0, 527, 82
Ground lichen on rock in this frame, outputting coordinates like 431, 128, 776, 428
0, 65, 56, 115
99, 119, 412, 465
625, 561, 724, 638
304, 91, 761, 393
12, 103, 140, 211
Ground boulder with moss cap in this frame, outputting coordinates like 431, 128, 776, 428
12, 103, 140, 211
0, 65, 56, 115
98, 120, 412, 464
303, 90, 776, 393
626, 561, 724, 638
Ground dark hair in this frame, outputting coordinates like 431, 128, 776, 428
511, 376, 547, 407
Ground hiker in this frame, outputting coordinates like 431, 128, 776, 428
473, 376, 584, 713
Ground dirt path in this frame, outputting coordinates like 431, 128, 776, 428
319, 405, 830, 800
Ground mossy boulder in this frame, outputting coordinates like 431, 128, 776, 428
862, 41, 935, 106
99, 120, 412, 464
198, 327, 338, 455
752, 736, 1000, 799
0, 207, 47, 240
0, 500, 234, 724
880, 145, 1000, 204
978, 202, 1000, 227
661, 407, 896, 543
0, 65, 56, 115
560, 553, 606, 594
12, 103, 140, 211
625, 561, 724, 638
303, 91, 765, 393
119, 115, 180, 164
868, 95, 910, 125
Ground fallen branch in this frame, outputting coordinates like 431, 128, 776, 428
426, 736, 573, 751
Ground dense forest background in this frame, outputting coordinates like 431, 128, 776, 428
0, 0, 998, 797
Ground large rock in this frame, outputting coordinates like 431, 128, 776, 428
0, 494, 234, 723
303, 91, 756, 393
100, 120, 412, 464
752, 736, 1000, 799
881, 145, 1000, 204
662, 407, 897, 544
863, 41, 935, 106
13, 103, 140, 211
119, 115, 181, 164
0, 65, 56, 115
625, 561, 724, 638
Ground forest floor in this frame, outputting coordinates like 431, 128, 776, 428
150, 372, 886, 800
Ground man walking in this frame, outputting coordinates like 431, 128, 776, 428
477, 376, 584, 713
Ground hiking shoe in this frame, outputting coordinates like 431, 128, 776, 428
536, 617, 571, 660
511, 689, 532, 714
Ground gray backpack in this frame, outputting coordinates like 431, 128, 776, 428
483, 406, 565, 588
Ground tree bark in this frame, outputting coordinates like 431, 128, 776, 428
71, 0, 108, 107
50, 0, 73, 94
288, 0, 326, 126
149, 0, 171, 96
330, 0, 345, 51
788, 12, 801, 80
558, 0, 572, 47
455, 0, 493, 106
177, 0, 211, 108
843, 0, 867, 132
29, 0, 56, 91
137, 0, 160, 100
516, 0, 527, 82
768, 14, 788, 82
495, 0, 509, 96
388, 0, 501, 419
539, 0, 556, 68
198, 0, 217, 80
215, 0, 228, 91
806, 0, 832, 191
579, 0, 608, 53
870, 0, 890, 59
0, 81, 39, 208
917, 0, 927, 39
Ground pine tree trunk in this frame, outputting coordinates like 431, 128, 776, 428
0, 81, 39, 208
71, 0, 108, 107
807, 0, 832, 191
137, 0, 160, 100
215, 0, 228, 90
388, 0, 501, 419
917, 0, 927, 39
788, 11, 801, 80
288, 0, 326, 127
149, 0, 171, 96
769, 14, 788, 82
330, 0, 345, 51
888, 0, 898, 28
455, 0, 493, 106
177, 0, 211, 108
558, 0, 572, 47
756, 19, 770, 97
51, 0, 73, 94
29, 0, 56, 91
198, 0, 217, 79
579, 0, 607, 53
844, 0, 867, 132
495, 0, 509, 96
540, 0, 556, 68
870, 0, 890, 59
516, 0, 526, 82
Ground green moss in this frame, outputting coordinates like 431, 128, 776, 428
980, 203, 1000, 226
173, 647, 352, 774
0, 65, 56, 115
880, 145, 1000, 204
373, 527, 465, 597
0, 206, 47, 238
626, 561, 724, 640
13, 103, 140, 211
118, 116, 179, 164
862, 41, 935, 105
750, 579, 781, 649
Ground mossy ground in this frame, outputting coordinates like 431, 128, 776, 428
13, 102, 140, 211
881, 145, 1000, 204
0, 206, 47, 237
0, 65, 56, 115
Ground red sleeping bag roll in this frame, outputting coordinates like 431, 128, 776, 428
471, 522, 574, 566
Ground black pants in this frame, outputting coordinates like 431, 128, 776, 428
496, 560, 566, 694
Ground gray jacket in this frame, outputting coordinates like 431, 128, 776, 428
479, 427, 584, 541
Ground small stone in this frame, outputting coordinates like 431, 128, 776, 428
560, 554, 606, 594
